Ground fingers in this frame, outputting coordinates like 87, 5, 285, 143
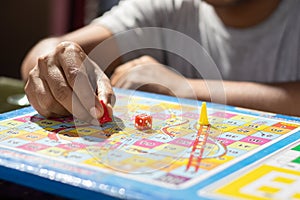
25, 66, 70, 118
111, 55, 159, 86
37, 56, 95, 122
84, 57, 115, 118
55, 42, 105, 121
25, 41, 115, 124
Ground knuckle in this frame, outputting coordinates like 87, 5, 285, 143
139, 55, 155, 63
56, 41, 84, 55
27, 68, 37, 80
24, 71, 38, 94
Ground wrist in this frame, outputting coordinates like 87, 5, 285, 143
186, 79, 211, 101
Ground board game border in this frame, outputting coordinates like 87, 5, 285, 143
0, 88, 300, 200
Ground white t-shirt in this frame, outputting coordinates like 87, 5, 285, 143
92, 0, 300, 82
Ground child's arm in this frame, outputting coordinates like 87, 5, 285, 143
188, 80, 300, 116
111, 55, 300, 116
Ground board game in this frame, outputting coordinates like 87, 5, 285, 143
0, 88, 300, 199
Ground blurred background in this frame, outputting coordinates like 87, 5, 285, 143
0, 0, 120, 79
0, 0, 119, 114
0, 1, 119, 198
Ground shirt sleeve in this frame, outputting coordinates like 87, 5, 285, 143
91, 0, 181, 64
91, 0, 170, 33
90, 0, 202, 77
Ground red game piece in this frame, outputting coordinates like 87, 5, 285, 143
99, 100, 112, 124
135, 113, 152, 130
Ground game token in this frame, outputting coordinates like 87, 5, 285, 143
199, 102, 209, 126
99, 100, 112, 124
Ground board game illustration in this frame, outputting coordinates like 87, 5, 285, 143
0, 88, 300, 199
200, 140, 300, 200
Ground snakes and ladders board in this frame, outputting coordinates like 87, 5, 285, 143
0, 88, 300, 199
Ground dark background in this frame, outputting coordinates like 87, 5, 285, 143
0, 1, 120, 199
0, 0, 119, 79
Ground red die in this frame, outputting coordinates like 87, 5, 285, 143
135, 114, 152, 130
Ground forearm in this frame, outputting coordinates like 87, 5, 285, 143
188, 79, 300, 116
21, 24, 113, 81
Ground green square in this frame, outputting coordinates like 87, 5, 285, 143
291, 145, 300, 152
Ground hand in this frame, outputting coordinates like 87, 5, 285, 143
111, 56, 195, 98
24, 41, 115, 124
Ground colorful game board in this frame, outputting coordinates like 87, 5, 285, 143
0, 88, 300, 199
201, 141, 300, 200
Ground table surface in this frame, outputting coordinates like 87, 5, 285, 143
0, 77, 25, 113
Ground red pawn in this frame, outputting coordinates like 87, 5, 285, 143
99, 100, 112, 124
135, 113, 152, 130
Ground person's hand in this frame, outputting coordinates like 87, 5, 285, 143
111, 56, 195, 98
24, 41, 115, 124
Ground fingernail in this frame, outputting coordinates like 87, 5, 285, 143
90, 107, 102, 119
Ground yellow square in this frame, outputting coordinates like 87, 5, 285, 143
159, 102, 182, 110
58, 131, 80, 140
198, 161, 219, 170
243, 122, 268, 131
172, 157, 189, 166
273, 176, 295, 184
231, 115, 257, 122
258, 185, 280, 194
34, 128, 54, 136
228, 141, 258, 151
230, 127, 258, 135
208, 117, 225, 125
0, 129, 28, 138
205, 155, 234, 164
155, 144, 186, 154
38, 147, 66, 157
212, 124, 236, 132
120, 155, 156, 167
0, 120, 23, 128
262, 126, 290, 134
84, 158, 107, 168
148, 157, 177, 172
70, 127, 100, 136
214, 165, 300, 200
293, 193, 300, 199
35, 119, 60, 127
18, 132, 46, 141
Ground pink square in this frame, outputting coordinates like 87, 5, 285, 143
240, 136, 270, 145
211, 112, 236, 119
133, 139, 163, 148
216, 137, 236, 146
169, 138, 194, 147
14, 116, 31, 122
18, 143, 49, 152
